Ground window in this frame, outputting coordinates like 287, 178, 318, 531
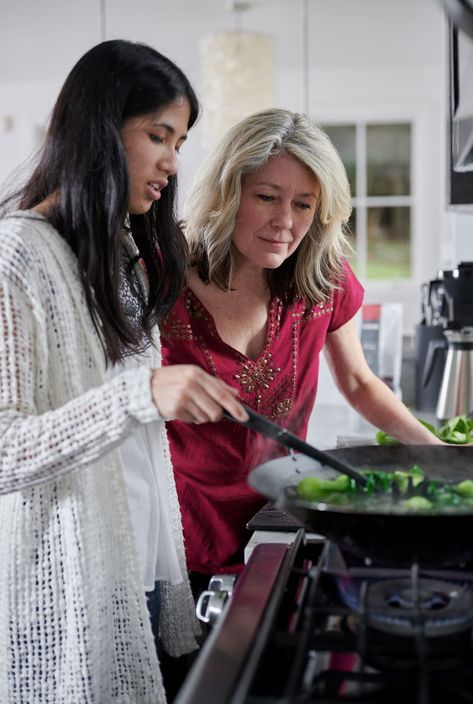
322, 122, 413, 281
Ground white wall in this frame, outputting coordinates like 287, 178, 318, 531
1, 0, 473, 331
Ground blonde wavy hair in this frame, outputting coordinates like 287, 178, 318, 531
185, 108, 353, 305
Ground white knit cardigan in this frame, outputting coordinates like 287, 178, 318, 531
0, 211, 200, 704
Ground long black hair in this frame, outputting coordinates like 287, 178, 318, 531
11, 40, 199, 363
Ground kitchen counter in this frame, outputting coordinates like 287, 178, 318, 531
306, 402, 438, 450
306, 402, 376, 450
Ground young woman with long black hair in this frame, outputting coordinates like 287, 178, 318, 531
0, 39, 246, 704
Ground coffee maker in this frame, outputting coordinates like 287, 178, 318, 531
415, 262, 473, 421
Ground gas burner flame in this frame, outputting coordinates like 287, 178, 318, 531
361, 578, 473, 637
386, 587, 449, 611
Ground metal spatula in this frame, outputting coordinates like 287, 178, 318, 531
225, 404, 368, 487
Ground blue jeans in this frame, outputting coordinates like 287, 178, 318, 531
145, 581, 161, 649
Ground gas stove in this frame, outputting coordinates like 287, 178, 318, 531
175, 529, 473, 704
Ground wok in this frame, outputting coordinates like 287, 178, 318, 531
248, 445, 473, 566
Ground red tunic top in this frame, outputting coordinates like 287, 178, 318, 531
160, 262, 363, 574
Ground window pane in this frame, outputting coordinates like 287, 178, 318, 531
322, 124, 357, 195
367, 206, 411, 279
367, 123, 411, 196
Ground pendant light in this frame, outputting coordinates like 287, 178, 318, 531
199, 1, 277, 149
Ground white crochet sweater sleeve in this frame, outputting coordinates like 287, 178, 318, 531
0, 227, 159, 494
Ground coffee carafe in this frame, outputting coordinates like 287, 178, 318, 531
434, 262, 473, 421
415, 262, 473, 418
436, 328, 473, 421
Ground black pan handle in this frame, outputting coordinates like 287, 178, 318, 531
224, 404, 368, 487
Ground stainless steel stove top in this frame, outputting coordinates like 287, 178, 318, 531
175, 530, 473, 704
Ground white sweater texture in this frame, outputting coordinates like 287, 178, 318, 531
0, 211, 199, 703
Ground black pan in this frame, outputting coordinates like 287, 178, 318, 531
248, 445, 473, 566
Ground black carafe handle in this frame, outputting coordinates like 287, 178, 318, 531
422, 338, 447, 388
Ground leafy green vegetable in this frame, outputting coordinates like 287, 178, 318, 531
454, 479, 473, 498
376, 414, 473, 446
297, 474, 349, 500
437, 415, 473, 444
402, 496, 433, 510
375, 430, 400, 446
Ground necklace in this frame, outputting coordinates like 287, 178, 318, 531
120, 227, 150, 304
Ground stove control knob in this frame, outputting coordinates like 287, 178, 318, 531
208, 574, 237, 597
196, 589, 228, 625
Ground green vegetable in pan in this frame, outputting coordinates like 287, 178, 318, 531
455, 479, 473, 498
296, 465, 473, 511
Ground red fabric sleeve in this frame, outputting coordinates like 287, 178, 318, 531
328, 260, 364, 333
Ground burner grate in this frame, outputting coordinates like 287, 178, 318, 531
248, 541, 473, 703
176, 533, 473, 704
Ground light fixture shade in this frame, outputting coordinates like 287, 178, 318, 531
199, 31, 276, 149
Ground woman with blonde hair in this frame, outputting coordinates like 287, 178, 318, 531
161, 107, 441, 588
186, 108, 352, 301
